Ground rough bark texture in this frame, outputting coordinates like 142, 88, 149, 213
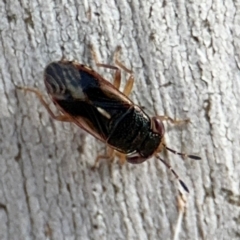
0, 0, 239, 240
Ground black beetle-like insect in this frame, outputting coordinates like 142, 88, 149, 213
18, 48, 200, 192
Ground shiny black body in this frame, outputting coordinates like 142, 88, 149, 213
44, 61, 164, 163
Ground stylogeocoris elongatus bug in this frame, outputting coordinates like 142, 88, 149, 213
17, 46, 201, 193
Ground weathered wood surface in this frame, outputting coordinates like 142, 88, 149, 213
0, 1, 239, 239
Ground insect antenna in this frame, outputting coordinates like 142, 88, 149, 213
163, 144, 201, 160
156, 156, 189, 193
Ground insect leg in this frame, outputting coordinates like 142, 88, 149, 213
90, 46, 121, 89
114, 46, 134, 96
122, 75, 134, 97
97, 64, 121, 89
16, 86, 73, 122
115, 151, 127, 165
93, 147, 127, 168
93, 147, 115, 168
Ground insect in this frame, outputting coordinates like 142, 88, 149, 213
17, 47, 201, 192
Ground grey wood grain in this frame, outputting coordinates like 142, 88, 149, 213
0, 0, 239, 239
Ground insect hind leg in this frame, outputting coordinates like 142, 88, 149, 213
16, 86, 73, 122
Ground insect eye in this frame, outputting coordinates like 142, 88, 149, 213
151, 117, 165, 137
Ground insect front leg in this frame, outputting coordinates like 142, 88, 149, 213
115, 151, 127, 165
93, 147, 115, 169
16, 86, 73, 122
93, 147, 127, 169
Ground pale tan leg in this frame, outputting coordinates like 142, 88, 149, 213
98, 64, 121, 89
156, 115, 189, 125
90, 45, 134, 96
90, 46, 121, 89
16, 86, 73, 122
122, 75, 134, 97
114, 46, 132, 74
114, 46, 134, 96
93, 147, 115, 169
93, 146, 127, 169
115, 151, 127, 165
